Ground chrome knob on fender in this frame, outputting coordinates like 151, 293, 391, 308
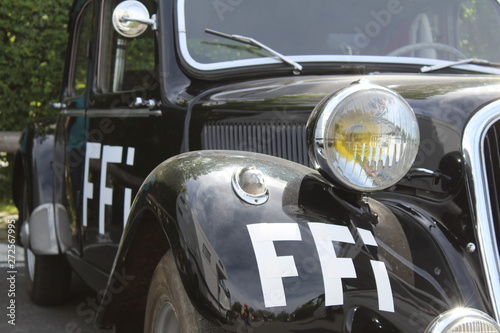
232, 167, 269, 205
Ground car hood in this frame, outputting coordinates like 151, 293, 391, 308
187, 74, 500, 194
189, 74, 500, 127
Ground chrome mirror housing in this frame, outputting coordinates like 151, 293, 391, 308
112, 1, 156, 38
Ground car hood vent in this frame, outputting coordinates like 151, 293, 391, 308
202, 121, 312, 167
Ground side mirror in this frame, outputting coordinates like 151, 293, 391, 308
112, 1, 156, 38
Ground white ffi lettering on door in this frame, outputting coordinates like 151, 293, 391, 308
83, 144, 136, 234
123, 147, 135, 227
99, 145, 123, 234
83, 142, 101, 227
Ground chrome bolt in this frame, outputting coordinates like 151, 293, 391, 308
466, 243, 476, 253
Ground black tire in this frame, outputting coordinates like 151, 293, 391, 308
144, 251, 202, 333
24, 247, 72, 305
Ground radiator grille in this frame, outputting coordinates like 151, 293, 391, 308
484, 120, 500, 253
202, 122, 311, 166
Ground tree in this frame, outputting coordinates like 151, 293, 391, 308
0, 0, 72, 204
0, 0, 73, 130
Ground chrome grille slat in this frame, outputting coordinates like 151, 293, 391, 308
485, 122, 500, 249
202, 122, 311, 167
463, 102, 500, 323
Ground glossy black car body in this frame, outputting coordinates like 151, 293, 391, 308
13, 0, 500, 332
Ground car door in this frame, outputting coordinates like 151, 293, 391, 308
80, 0, 167, 272
53, 0, 95, 255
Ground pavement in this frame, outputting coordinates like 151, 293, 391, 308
0, 215, 110, 333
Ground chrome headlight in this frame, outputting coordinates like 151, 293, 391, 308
307, 82, 419, 192
426, 308, 500, 333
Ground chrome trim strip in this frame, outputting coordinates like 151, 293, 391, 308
86, 109, 162, 117
59, 109, 85, 117
463, 100, 500, 323
176, 0, 500, 74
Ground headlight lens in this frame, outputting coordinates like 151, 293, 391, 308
308, 82, 419, 192
425, 308, 500, 333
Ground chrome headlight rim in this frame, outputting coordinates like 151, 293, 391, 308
307, 81, 420, 192
425, 308, 500, 333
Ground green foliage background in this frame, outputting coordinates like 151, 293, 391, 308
0, 0, 73, 206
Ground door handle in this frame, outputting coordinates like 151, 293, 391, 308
130, 97, 158, 109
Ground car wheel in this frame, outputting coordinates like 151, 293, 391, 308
24, 247, 72, 305
144, 251, 202, 333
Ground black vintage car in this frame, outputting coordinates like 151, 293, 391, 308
12, 0, 500, 332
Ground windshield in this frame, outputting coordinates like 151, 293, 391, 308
177, 0, 500, 71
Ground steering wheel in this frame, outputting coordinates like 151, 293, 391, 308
387, 42, 467, 60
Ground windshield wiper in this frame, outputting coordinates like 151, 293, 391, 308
205, 28, 303, 75
421, 58, 500, 73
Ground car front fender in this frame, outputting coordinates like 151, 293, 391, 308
98, 150, 489, 332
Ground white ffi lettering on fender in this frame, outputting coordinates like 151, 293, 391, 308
371, 261, 394, 312
358, 228, 395, 312
247, 222, 395, 312
246, 223, 302, 307
308, 223, 357, 306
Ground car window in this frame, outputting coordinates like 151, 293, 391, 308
70, 1, 94, 97
178, 0, 500, 71
457, 0, 500, 61
98, 0, 156, 93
